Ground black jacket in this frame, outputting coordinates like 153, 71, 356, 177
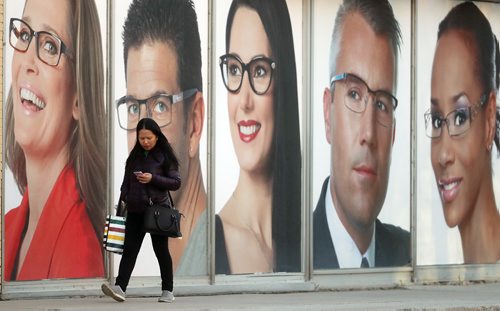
120, 147, 181, 213
313, 177, 411, 269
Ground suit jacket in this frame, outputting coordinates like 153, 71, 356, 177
5, 166, 104, 280
313, 177, 411, 269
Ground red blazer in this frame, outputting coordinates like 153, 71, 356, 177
5, 166, 104, 281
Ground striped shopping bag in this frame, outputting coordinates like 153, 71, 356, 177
103, 214, 126, 254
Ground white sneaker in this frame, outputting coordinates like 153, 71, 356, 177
101, 283, 126, 302
158, 290, 175, 303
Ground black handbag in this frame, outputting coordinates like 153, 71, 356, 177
143, 191, 183, 238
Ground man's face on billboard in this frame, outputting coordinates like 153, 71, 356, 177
324, 12, 396, 234
125, 41, 190, 203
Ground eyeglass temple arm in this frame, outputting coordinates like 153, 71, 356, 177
330, 73, 348, 86
172, 88, 198, 104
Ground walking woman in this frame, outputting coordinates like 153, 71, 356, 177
102, 118, 181, 302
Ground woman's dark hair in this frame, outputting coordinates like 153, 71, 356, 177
126, 118, 180, 170
438, 1, 500, 155
225, 0, 302, 272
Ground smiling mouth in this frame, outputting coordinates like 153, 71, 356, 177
20, 88, 46, 111
439, 180, 460, 191
438, 178, 462, 203
239, 124, 260, 135
238, 122, 261, 143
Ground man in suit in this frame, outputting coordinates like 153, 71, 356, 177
314, 0, 410, 269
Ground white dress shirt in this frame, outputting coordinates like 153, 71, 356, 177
325, 178, 376, 268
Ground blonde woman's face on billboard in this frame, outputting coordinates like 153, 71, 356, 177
12, 0, 77, 156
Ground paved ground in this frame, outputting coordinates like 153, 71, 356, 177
0, 282, 499, 310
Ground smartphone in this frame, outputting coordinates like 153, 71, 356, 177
133, 171, 143, 176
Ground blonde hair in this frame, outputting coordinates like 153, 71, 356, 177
5, 0, 106, 238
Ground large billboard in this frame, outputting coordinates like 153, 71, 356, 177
3, 0, 108, 281
2, 0, 499, 287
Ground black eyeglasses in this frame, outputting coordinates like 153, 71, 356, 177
116, 88, 197, 131
9, 18, 70, 67
424, 93, 487, 139
219, 54, 276, 95
330, 73, 398, 128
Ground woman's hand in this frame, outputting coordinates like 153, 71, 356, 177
137, 172, 152, 183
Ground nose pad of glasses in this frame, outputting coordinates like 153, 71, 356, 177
21, 45, 41, 73
235, 72, 252, 97
140, 104, 152, 119
362, 94, 378, 118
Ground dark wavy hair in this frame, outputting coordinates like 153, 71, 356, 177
225, 0, 302, 272
438, 1, 500, 155
126, 118, 180, 170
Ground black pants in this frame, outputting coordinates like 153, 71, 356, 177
115, 211, 173, 292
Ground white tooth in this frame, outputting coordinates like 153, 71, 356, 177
443, 181, 458, 191
21, 88, 28, 100
240, 125, 257, 135
20, 88, 46, 109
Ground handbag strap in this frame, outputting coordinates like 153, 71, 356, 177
145, 183, 175, 209
167, 190, 174, 208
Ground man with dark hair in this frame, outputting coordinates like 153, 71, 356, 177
117, 0, 207, 275
314, 0, 410, 269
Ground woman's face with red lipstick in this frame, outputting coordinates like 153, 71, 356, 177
430, 30, 490, 228
227, 6, 274, 174
11, 0, 77, 158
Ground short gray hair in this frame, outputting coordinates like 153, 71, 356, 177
328, 0, 401, 84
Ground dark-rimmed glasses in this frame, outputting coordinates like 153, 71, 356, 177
424, 93, 487, 139
9, 18, 70, 67
116, 88, 198, 131
330, 73, 398, 128
219, 54, 276, 95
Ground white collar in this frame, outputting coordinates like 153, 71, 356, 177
325, 178, 376, 268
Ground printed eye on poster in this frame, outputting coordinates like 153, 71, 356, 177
3, 0, 108, 282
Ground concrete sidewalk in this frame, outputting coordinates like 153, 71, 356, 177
0, 282, 499, 310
